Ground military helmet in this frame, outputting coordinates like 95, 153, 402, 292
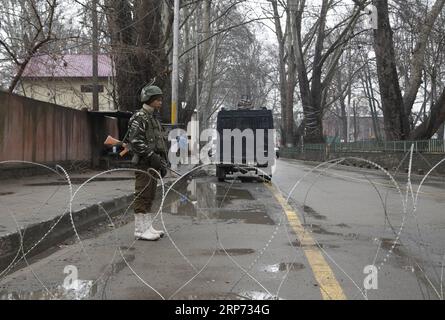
140, 85, 163, 103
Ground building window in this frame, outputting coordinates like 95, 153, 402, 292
81, 85, 104, 93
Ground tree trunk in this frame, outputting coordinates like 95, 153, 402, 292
271, 0, 289, 146
372, 0, 445, 140
105, 0, 169, 112
372, 0, 410, 140
410, 88, 445, 139
353, 100, 359, 141
402, 0, 445, 116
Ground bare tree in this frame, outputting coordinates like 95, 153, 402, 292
373, 0, 445, 140
104, 0, 171, 113
0, 0, 60, 92
267, 0, 367, 144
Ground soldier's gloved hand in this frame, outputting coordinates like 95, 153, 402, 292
159, 152, 170, 167
161, 158, 171, 168
149, 153, 163, 171
160, 166, 167, 178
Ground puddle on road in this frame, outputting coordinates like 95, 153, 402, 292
0, 192, 15, 196
237, 291, 283, 300
182, 293, 237, 300
380, 238, 401, 251
98, 254, 136, 276
163, 179, 274, 225
68, 177, 134, 184
379, 238, 406, 258
261, 262, 305, 273
120, 246, 136, 252
203, 248, 256, 256
24, 177, 134, 187
402, 265, 417, 273
344, 233, 370, 241
302, 224, 342, 236
379, 239, 445, 298
0, 280, 97, 300
303, 206, 327, 220
109, 254, 136, 275
216, 210, 274, 225
184, 291, 282, 300
289, 239, 340, 249
216, 188, 255, 202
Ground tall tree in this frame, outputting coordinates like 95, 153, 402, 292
105, 0, 171, 113
373, 0, 445, 140
268, 0, 366, 144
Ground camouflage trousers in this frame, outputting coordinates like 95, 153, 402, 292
134, 169, 158, 214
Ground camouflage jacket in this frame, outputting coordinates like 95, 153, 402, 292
127, 106, 168, 161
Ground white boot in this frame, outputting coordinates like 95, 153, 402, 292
139, 214, 161, 241
135, 214, 160, 241
147, 215, 165, 238
134, 214, 145, 239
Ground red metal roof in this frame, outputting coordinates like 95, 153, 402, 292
22, 54, 113, 78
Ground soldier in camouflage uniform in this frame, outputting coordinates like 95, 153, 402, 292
128, 84, 169, 241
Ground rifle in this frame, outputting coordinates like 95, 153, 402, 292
104, 136, 130, 157
104, 135, 181, 176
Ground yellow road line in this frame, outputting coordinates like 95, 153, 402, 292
267, 183, 347, 300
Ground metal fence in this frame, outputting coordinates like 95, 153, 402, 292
295, 139, 445, 154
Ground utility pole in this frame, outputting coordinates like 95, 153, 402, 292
92, 0, 99, 111
195, 15, 200, 114
171, 0, 180, 125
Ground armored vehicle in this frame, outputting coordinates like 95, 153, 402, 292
216, 107, 275, 182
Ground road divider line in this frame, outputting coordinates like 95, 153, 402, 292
267, 183, 347, 300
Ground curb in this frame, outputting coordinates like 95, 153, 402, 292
0, 166, 200, 273
0, 193, 134, 272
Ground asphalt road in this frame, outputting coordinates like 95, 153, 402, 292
0, 159, 444, 300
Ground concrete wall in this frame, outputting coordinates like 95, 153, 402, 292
0, 91, 118, 168
281, 147, 445, 175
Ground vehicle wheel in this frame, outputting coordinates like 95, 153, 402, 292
216, 166, 226, 182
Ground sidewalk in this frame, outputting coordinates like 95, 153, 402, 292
0, 164, 197, 272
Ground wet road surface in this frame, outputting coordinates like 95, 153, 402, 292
0, 160, 444, 300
